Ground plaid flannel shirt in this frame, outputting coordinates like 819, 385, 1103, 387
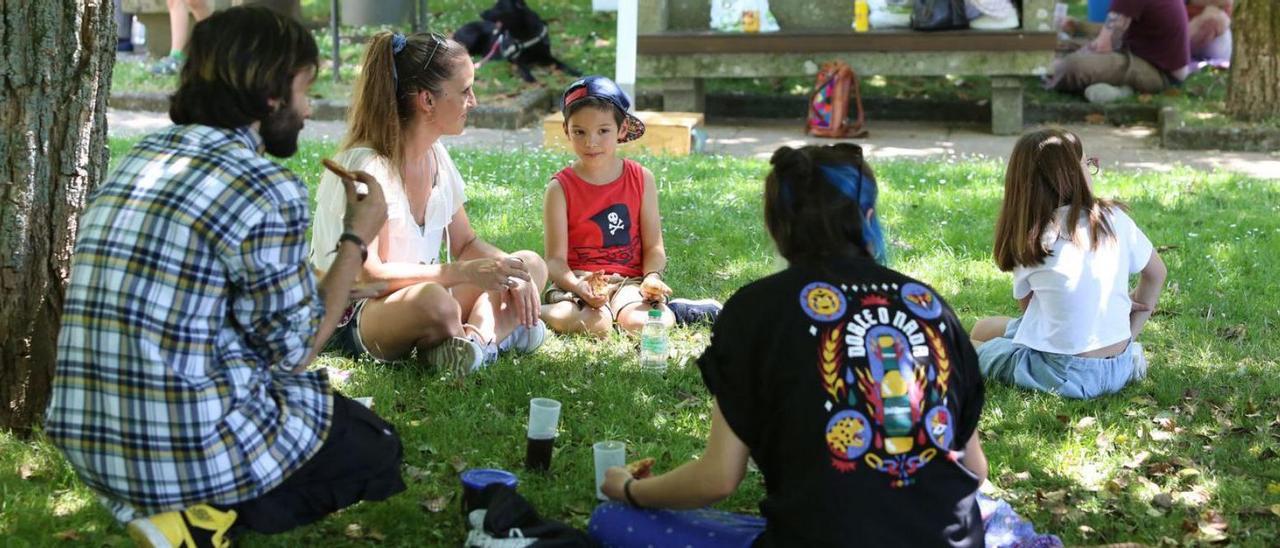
47, 125, 332, 522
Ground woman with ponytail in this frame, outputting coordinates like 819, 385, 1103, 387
589, 144, 988, 547
311, 32, 548, 375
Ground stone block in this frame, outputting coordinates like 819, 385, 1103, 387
661, 78, 705, 113
991, 76, 1024, 135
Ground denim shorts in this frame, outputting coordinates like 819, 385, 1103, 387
324, 298, 386, 362
977, 318, 1146, 400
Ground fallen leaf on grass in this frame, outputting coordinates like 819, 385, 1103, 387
450, 455, 467, 473
1266, 482, 1280, 495
1152, 492, 1174, 509
1217, 324, 1247, 341
1074, 416, 1097, 431
1272, 504, 1280, 518
52, 530, 81, 542
404, 465, 430, 482
366, 529, 386, 542
345, 523, 364, 539
421, 495, 450, 513
19, 463, 37, 480
1193, 510, 1229, 543
593, 38, 611, 48
1123, 450, 1151, 469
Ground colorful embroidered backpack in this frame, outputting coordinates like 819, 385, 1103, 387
807, 61, 868, 138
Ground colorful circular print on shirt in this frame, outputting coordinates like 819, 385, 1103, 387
900, 282, 943, 320
923, 406, 955, 450
825, 410, 872, 461
799, 282, 846, 322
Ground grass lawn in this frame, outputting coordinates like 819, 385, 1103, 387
2, 140, 1279, 547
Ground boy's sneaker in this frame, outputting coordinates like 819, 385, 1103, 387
668, 298, 723, 326
497, 320, 548, 355
117, 38, 135, 53
126, 504, 236, 548
1084, 82, 1134, 104
424, 336, 485, 377
149, 55, 182, 75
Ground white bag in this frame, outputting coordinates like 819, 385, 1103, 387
868, 0, 912, 28
710, 0, 780, 33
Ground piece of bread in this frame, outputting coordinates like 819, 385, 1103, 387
626, 457, 655, 478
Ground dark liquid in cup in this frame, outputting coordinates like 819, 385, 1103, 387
525, 436, 555, 471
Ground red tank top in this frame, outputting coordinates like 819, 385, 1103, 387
553, 159, 645, 277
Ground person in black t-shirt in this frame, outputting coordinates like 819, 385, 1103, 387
589, 144, 989, 547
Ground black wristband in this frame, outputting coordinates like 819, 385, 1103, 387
335, 232, 368, 262
624, 477, 645, 508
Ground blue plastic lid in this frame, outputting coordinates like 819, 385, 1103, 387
460, 468, 519, 490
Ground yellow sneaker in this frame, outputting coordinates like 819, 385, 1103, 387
126, 504, 237, 548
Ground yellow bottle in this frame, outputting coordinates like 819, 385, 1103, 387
854, 0, 870, 32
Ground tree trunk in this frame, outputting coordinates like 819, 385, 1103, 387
0, 1, 114, 433
1227, 0, 1280, 122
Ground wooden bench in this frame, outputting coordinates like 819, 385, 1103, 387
636, 0, 1058, 135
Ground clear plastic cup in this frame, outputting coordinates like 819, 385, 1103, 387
593, 440, 626, 500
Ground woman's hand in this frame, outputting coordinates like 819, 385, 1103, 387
505, 275, 541, 327
640, 274, 672, 303
461, 256, 531, 291
601, 466, 634, 502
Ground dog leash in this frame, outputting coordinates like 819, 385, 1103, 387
500, 26, 548, 60
474, 22, 504, 69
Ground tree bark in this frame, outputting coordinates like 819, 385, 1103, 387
1227, 0, 1280, 122
0, 1, 114, 433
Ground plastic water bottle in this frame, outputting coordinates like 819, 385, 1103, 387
639, 309, 668, 372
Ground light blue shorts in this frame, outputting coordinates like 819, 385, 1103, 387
977, 318, 1146, 400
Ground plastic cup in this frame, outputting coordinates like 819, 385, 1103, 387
593, 440, 626, 501
526, 398, 561, 471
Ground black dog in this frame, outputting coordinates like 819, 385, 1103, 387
452, 0, 582, 83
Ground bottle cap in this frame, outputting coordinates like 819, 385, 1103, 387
648, 308, 662, 318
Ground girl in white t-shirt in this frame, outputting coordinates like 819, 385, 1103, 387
311, 32, 548, 375
971, 128, 1167, 399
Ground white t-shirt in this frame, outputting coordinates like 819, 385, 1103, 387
1012, 206, 1154, 355
311, 143, 467, 271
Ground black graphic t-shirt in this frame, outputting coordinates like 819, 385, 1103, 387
698, 256, 985, 547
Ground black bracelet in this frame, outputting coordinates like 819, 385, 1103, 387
335, 232, 368, 262
624, 477, 645, 508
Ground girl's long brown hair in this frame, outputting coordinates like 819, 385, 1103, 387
341, 32, 466, 175
993, 128, 1123, 271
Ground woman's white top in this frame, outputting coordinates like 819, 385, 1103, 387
311, 143, 467, 271
1012, 206, 1153, 355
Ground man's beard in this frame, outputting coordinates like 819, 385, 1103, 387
260, 102, 304, 158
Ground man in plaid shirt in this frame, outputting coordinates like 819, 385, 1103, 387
46, 7, 402, 547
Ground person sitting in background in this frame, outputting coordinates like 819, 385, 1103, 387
1187, 0, 1232, 63
150, 0, 211, 74
1047, 0, 1190, 104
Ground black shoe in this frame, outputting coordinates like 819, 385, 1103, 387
117, 38, 134, 53
668, 298, 722, 326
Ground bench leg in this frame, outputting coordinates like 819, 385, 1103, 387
662, 78, 704, 113
991, 77, 1024, 135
